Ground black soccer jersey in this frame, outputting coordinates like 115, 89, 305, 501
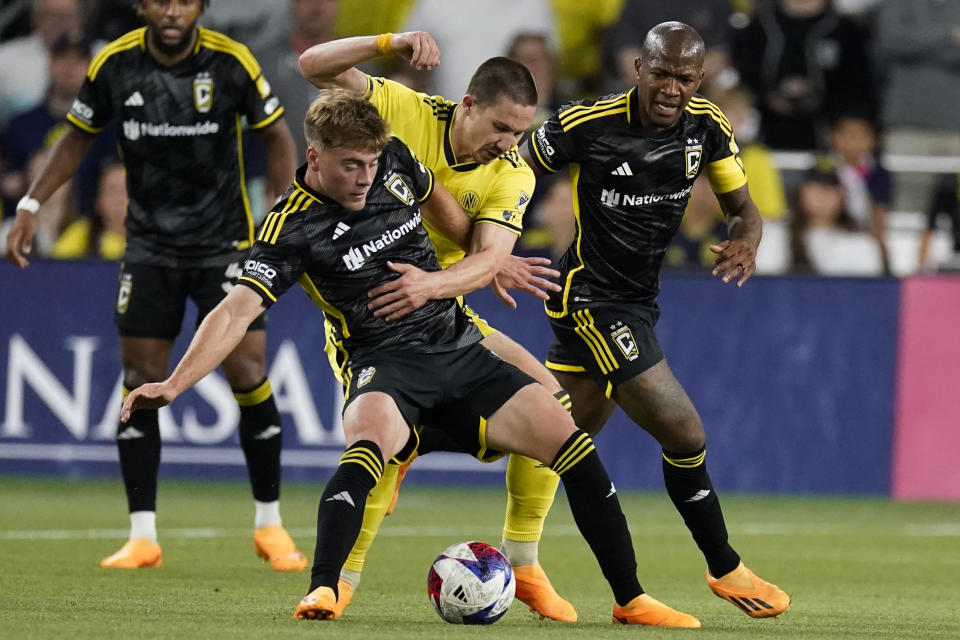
236, 138, 482, 361
527, 89, 747, 315
66, 28, 285, 267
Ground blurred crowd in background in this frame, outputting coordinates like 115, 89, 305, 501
1, 0, 959, 277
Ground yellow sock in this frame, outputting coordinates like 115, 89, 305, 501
500, 454, 560, 567
341, 461, 399, 580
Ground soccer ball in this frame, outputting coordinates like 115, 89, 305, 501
427, 541, 515, 624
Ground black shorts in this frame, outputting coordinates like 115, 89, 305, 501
545, 302, 663, 395
114, 260, 266, 339
342, 342, 536, 459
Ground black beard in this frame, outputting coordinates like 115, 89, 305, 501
147, 26, 195, 59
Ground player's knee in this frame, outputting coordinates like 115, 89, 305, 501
662, 415, 705, 452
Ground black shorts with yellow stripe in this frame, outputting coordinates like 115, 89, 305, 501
545, 302, 663, 396
341, 342, 536, 461
114, 260, 266, 339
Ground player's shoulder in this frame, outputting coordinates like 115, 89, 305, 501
87, 27, 146, 80
489, 148, 534, 177
553, 89, 631, 133
196, 27, 262, 78
684, 95, 734, 138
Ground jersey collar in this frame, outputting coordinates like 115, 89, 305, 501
443, 105, 481, 173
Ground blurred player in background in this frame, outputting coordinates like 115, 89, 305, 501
521, 21, 791, 618
4, 0, 303, 572
299, 31, 580, 621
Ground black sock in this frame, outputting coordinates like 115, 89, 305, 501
309, 441, 384, 594
662, 447, 740, 578
235, 378, 282, 502
117, 389, 160, 512
551, 430, 642, 606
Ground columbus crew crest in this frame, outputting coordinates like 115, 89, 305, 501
193, 73, 214, 113
684, 138, 702, 178
609, 323, 639, 361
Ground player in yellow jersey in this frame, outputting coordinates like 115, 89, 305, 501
299, 32, 577, 622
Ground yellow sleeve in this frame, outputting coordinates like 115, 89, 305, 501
474, 164, 535, 236
51, 219, 91, 259
363, 74, 436, 146
705, 138, 748, 195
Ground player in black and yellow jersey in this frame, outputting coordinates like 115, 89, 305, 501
299, 32, 577, 621
5, 0, 305, 572
521, 22, 791, 621
120, 90, 700, 627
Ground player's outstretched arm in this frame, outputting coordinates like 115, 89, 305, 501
5, 127, 96, 267
120, 286, 266, 422
711, 185, 763, 287
491, 255, 561, 309
299, 32, 440, 93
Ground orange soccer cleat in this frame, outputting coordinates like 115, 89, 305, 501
294, 586, 337, 621
513, 564, 578, 622
254, 525, 307, 572
706, 562, 791, 618
100, 538, 163, 569
612, 593, 701, 627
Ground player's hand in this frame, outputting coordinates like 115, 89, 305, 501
391, 31, 440, 70
367, 261, 434, 321
120, 383, 177, 422
710, 239, 756, 287
491, 255, 560, 309
5, 209, 38, 268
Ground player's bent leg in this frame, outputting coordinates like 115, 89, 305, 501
550, 369, 618, 437
224, 330, 306, 571
335, 461, 400, 617
485, 387, 698, 627
103, 337, 173, 568
501, 454, 575, 622
615, 361, 780, 604
481, 332, 563, 393
297, 393, 408, 621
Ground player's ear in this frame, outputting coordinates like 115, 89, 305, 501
306, 146, 321, 172
461, 94, 477, 115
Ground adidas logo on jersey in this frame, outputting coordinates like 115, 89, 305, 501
124, 91, 144, 107
332, 222, 351, 239
610, 162, 633, 176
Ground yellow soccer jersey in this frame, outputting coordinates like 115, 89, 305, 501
363, 74, 534, 268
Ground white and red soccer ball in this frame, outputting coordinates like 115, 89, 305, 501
427, 541, 515, 624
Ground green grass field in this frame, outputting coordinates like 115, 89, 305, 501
2, 476, 959, 639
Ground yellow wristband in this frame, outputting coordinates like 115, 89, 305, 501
376, 33, 394, 56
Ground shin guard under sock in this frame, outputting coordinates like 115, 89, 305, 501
662, 447, 740, 578
309, 441, 384, 594
551, 430, 642, 606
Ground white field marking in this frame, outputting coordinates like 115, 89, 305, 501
3, 522, 960, 542
0, 444, 506, 472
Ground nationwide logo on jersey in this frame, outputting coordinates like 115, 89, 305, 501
332, 221, 351, 239
600, 186, 693, 208
124, 91, 144, 107
459, 190, 480, 213
609, 322, 639, 361
357, 366, 376, 388
685, 138, 702, 178
194, 72, 214, 113
384, 172, 415, 206
341, 211, 423, 271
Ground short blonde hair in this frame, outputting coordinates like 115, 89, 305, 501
303, 89, 390, 152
